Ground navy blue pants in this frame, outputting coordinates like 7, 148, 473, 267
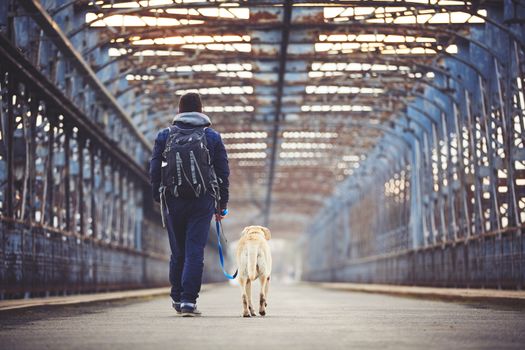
164, 194, 214, 304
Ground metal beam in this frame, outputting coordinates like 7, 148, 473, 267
18, 0, 152, 150
0, 34, 149, 183
263, 0, 293, 227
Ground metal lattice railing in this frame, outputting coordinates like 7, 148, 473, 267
302, 2, 525, 289
0, 16, 169, 299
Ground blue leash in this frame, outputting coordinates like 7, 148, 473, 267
215, 220, 238, 280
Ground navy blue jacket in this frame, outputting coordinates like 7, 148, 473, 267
149, 112, 230, 209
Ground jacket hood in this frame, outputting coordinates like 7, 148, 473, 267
172, 112, 211, 126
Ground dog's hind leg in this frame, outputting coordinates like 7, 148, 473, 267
258, 275, 269, 316
239, 278, 250, 317
264, 276, 270, 306
246, 279, 256, 316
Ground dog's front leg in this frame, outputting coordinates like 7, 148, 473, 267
239, 278, 251, 317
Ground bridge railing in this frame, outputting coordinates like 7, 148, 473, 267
0, 32, 172, 299
302, 2, 525, 289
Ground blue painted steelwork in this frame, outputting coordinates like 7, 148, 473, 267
1, 0, 524, 295
301, 1, 525, 288
0, 0, 224, 298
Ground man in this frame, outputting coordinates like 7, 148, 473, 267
149, 92, 229, 317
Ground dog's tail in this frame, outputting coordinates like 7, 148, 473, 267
247, 244, 258, 281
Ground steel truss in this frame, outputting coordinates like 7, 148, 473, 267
303, 1, 525, 288
0, 32, 172, 298
0, 0, 524, 292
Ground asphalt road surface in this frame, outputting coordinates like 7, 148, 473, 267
1, 283, 524, 350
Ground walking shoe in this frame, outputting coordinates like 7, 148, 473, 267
172, 301, 181, 314
180, 302, 202, 317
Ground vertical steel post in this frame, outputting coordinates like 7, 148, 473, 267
78, 137, 85, 235
5, 72, 14, 221
46, 116, 55, 227
64, 128, 71, 231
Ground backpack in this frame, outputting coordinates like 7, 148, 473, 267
160, 125, 217, 200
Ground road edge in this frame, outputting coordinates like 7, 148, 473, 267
0, 283, 224, 312
313, 282, 525, 306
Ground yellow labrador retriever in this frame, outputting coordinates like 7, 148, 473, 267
236, 225, 272, 317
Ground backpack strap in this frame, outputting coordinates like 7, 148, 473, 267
159, 186, 169, 228
162, 125, 179, 159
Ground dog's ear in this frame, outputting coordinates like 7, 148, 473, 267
241, 226, 250, 237
260, 226, 271, 240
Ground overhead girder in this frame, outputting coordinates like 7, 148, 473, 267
86, 26, 453, 58
94, 49, 453, 73
74, 1, 517, 54
62, 0, 521, 232
73, 3, 491, 38
118, 66, 444, 124
114, 66, 423, 78
100, 47, 452, 91
73, 0, 501, 10
123, 73, 425, 89
89, 22, 506, 89
118, 81, 255, 99
123, 88, 422, 122
120, 73, 250, 84
106, 54, 434, 81
89, 26, 460, 74
128, 92, 408, 110
103, 52, 431, 72
82, 1, 489, 13
118, 76, 422, 106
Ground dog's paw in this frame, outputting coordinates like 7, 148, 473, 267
259, 310, 266, 316
242, 312, 251, 318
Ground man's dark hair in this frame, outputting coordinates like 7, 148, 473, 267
179, 92, 203, 113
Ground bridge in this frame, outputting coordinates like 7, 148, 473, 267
0, 0, 524, 348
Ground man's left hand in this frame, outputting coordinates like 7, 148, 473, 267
215, 208, 228, 221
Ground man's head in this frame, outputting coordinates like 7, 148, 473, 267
178, 92, 203, 113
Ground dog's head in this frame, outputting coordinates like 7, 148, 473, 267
241, 225, 271, 240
